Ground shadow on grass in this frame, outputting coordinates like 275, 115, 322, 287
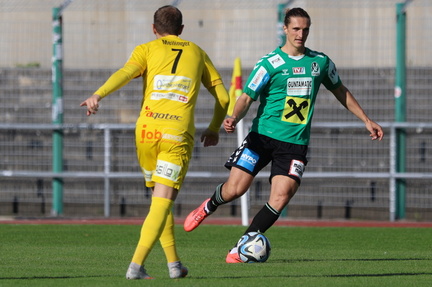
2, 272, 431, 280
2, 259, 430, 280
191, 272, 432, 279
273, 257, 430, 263
191, 258, 432, 279
0, 275, 117, 280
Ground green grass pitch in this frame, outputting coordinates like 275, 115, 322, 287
0, 223, 431, 286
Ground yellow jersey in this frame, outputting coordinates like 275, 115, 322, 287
95, 35, 225, 136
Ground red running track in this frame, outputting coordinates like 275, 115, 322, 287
1, 217, 431, 228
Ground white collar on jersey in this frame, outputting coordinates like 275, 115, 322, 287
288, 54, 305, 61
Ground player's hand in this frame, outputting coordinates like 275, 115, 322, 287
201, 128, 219, 147
224, 117, 237, 133
366, 120, 384, 141
80, 94, 102, 116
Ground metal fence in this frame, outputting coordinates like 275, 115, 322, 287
0, 0, 431, 221
2, 121, 432, 221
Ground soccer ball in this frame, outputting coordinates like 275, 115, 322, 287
237, 232, 271, 263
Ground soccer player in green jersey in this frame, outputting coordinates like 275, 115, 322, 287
184, 7, 384, 263
81, 5, 229, 278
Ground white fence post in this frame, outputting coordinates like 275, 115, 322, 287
104, 126, 111, 217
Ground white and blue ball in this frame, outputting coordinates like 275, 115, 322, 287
237, 232, 271, 263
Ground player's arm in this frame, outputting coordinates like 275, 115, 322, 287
224, 93, 254, 134
80, 64, 141, 116
207, 83, 230, 131
94, 64, 141, 98
200, 83, 230, 147
330, 84, 384, 141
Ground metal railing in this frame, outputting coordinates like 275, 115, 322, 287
1, 122, 432, 221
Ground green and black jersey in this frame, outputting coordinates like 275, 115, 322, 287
243, 47, 342, 145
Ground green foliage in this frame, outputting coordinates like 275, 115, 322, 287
0, 224, 431, 286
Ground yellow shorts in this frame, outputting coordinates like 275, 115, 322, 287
135, 122, 194, 190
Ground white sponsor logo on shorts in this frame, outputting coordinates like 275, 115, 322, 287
289, 159, 305, 179
162, 133, 183, 142
142, 167, 153, 182
155, 160, 181, 182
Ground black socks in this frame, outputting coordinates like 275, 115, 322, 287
207, 184, 280, 237
244, 203, 280, 234
206, 183, 226, 212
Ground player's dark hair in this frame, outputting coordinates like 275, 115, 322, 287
154, 5, 183, 35
284, 7, 311, 26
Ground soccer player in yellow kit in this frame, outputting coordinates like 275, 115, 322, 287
80, 5, 229, 279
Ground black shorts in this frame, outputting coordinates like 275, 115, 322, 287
224, 132, 308, 184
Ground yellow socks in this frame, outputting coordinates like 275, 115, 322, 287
159, 209, 180, 263
131, 197, 173, 265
